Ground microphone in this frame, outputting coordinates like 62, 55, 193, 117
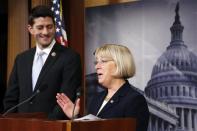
2, 89, 41, 117
71, 88, 81, 120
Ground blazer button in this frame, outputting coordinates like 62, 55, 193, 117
110, 100, 114, 103
30, 102, 33, 105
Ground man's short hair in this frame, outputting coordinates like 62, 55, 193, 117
28, 5, 55, 26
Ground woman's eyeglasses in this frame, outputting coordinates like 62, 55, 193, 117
94, 59, 113, 65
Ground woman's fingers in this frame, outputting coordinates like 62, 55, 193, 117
56, 93, 81, 119
56, 93, 68, 108
57, 93, 69, 105
57, 99, 64, 109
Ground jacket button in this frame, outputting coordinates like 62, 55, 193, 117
30, 102, 33, 104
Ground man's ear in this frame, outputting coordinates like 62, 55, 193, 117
27, 25, 34, 35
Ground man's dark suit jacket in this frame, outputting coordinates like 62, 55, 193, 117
88, 81, 149, 131
3, 43, 82, 119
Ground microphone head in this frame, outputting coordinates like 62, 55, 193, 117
76, 87, 82, 98
76, 92, 81, 97
36, 89, 40, 93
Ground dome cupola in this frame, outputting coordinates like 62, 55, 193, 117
145, 3, 197, 104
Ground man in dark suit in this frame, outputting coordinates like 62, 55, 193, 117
3, 5, 82, 119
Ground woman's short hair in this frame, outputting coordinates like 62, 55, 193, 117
94, 44, 135, 79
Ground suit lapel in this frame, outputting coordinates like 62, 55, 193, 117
26, 48, 36, 94
34, 44, 60, 91
97, 82, 130, 117
92, 91, 107, 115
97, 94, 120, 116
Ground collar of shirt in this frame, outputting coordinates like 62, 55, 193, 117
34, 39, 56, 63
36, 39, 56, 55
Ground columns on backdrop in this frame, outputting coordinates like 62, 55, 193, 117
187, 109, 192, 130
194, 110, 197, 131
181, 108, 185, 130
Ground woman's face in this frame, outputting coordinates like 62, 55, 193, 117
95, 56, 117, 87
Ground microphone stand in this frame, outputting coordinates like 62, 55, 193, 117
71, 91, 80, 121
2, 89, 40, 117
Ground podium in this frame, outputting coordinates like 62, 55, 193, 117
0, 113, 136, 131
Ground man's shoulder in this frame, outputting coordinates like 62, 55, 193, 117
54, 43, 80, 57
54, 43, 76, 52
124, 83, 146, 100
16, 48, 35, 58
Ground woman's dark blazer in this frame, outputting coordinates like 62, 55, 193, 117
88, 81, 149, 131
